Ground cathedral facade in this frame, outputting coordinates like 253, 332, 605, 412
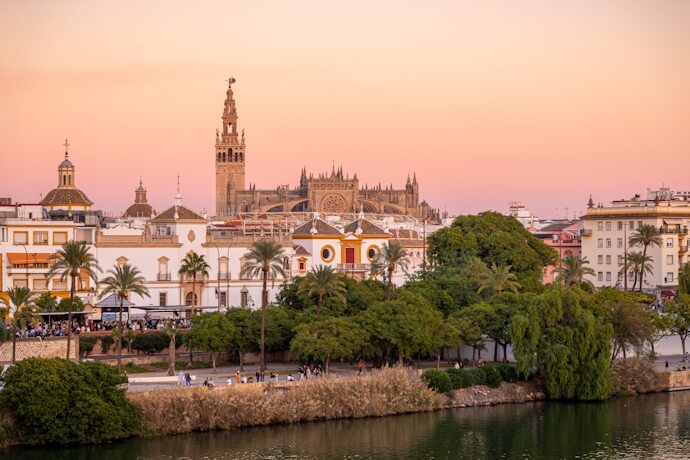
215, 79, 437, 220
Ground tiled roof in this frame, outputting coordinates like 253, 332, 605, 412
150, 205, 206, 222
343, 218, 388, 235
123, 203, 156, 219
40, 188, 93, 206
293, 244, 311, 255
292, 219, 342, 236
96, 293, 135, 307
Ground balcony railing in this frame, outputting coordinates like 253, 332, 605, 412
157, 273, 172, 281
659, 226, 689, 235
680, 244, 689, 254
336, 263, 370, 272
218, 272, 231, 280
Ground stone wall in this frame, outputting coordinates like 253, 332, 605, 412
0, 337, 78, 363
655, 370, 690, 390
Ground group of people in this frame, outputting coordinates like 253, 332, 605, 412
177, 371, 193, 387
11, 321, 79, 339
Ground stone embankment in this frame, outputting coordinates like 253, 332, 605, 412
446, 380, 546, 408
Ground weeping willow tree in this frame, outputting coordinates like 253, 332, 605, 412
510, 285, 612, 400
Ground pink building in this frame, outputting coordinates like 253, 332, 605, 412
531, 221, 582, 284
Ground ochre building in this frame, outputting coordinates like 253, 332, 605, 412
214, 79, 438, 220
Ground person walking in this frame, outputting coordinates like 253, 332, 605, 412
177, 370, 185, 386
184, 371, 192, 387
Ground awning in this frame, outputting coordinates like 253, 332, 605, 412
663, 219, 684, 225
95, 293, 135, 307
7, 253, 53, 265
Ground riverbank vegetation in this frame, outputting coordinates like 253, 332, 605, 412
128, 368, 440, 436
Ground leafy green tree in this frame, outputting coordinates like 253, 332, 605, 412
46, 240, 101, 360
291, 317, 369, 373
99, 263, 150, 372
0, 358, 140, 444
666, 294, 690, 356
226, 307, 260, 371
628, 224, 662, 292
678, 263, 690, 295
609, 300, 653, 360
1, 286, 36, 364
57, 296, 84, 312
477, 263, 521, 295
177, 252, 210, 315
297, 266, 347, 318
240, 239, 287, 368
449, 303, 496, 363
372, 241, 410, 299
647, 310, 672, 360
359, 291, 447, 365
554, 255, 595, 290
428, 212, 557, 292
34, 292, 58, 326
186, 312, 237, 372
510, 286, 612, 400
263, 305, 297, 354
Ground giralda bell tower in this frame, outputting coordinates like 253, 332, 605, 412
215, 78, 246, 217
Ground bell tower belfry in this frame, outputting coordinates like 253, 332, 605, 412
215, 78, 246, 217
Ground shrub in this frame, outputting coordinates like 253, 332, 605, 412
78, 336, 98, 357
446, 368, 472, 389
0, 358, 141, 444
422, 369, 452, 393
494, 364, 519, 383
132, 332, 169, 354
465, 368, 484, 386
478, 366, 503, 388
610, 358, 659, 396
99, 335, 115, 354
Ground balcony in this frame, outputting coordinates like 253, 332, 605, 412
581, 229, 592, 237
680, 244, 689, 254
336, 263, 370, 272
659, 226, 689, 235
157, 272, 172, 281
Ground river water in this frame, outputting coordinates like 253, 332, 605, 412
4, 391, 690, 460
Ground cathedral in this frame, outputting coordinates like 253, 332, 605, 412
215, 79, 438, 221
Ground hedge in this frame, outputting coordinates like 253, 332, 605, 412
0, 358, 141, 444
423, 364, 521, 392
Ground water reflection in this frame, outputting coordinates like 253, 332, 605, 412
4, 392, 690, 460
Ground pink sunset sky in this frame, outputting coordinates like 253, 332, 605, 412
1, 0, 688, 219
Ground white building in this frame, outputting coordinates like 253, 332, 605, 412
581, 189, 690, 291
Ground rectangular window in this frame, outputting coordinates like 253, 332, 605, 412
606, 272, 612, 282
618, 255, 623, 265
638, 221, 643, 229
159, 292, 167, 307
667, 272, 674, 283
598, 239, 603, 248
52, 279, 67, 290
606, 222, 611, 231
220, 291, 227, 307
597, 255, 603, 264
53, 232, 68, 245
629, 221, 635, 230
606, 239, 612, 248
33, 278, 48, 290
617, 238, 623, 248
33, 231, 48, 245
667, 238, 674, 248
298, 261, 306, 271
597, 222, 604, 231
597, 272, 603, 282
13, 231, 28, 245
606, 255, 611, 265
668, 255, 674, 265
617, 222, 623, 231
13, 279, 28, 288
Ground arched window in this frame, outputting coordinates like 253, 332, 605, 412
240, 287, 249, 307
239, 152, 243, 162
185, 292, 197, 306
234, 152, 238, 162
228, 148, 233, 162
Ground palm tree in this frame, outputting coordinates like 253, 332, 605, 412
1, 287, 36, 364
372, 241, 409, 300
628, 224, 662, 292
298, 266, 347, 318
240, 239, 287, 368
477, 263, 521, 295
178, 252, 210, 316
619, 251, 654, 291
554, 255, 595, 290
46, 240, 100, 361
99, 264, 150, 372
